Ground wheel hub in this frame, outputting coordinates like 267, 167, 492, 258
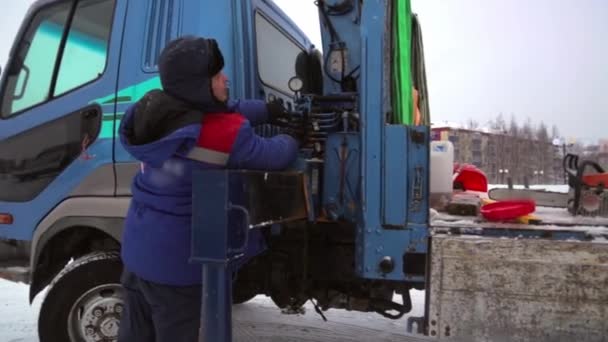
68, 284, 124, 342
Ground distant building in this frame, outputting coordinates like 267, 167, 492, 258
432, 125, 564, 184
596, 140, 608, 168
431, 127, 486, 168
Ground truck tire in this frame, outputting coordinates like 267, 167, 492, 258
233, 284, 257, 304
38, 251, 124, 342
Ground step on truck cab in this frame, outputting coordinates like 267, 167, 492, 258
0, 0, 317, 340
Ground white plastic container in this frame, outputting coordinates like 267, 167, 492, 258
430, 140, 454, 209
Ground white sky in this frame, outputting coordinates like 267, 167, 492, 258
2, 0, 606, 142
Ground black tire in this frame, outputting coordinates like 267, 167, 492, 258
232, 283, 257, 304
232, 267, 258, 304
38, 251, 124, 342
232, 257, 266, 305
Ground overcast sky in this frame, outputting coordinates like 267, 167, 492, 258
2, 1, 606, 142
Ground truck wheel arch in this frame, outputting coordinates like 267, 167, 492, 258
29, 197, 130, 303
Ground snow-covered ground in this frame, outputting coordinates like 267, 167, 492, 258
0, 279, 426, 341
0, 280, 43, 342
488, 183, 569, 193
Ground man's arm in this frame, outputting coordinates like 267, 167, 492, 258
180, 114, 301, 169
227, 121, 299, 170
228, 98, 291, 127
227, 99, 268, 126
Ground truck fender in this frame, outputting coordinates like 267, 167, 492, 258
29, 197, 131, 303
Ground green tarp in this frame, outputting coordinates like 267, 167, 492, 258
392, 0, 413, 125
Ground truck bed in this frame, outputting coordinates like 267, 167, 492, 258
428, 206, 608, 342
432, 206, 608, 241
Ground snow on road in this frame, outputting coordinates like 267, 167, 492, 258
0, 280, 43, 342
488, 184, 569, 193
0, 279, 426, 342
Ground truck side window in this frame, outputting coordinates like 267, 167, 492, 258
54, 0, 114, 96
1, 2, 71, 116
0, 0, 115, 117
254, 12, 306, 95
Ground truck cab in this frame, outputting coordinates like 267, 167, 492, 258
0, 0, 317, 340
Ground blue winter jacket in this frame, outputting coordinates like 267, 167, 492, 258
118, 90, 298, 286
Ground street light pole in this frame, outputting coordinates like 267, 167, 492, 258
563, 143, 568, 184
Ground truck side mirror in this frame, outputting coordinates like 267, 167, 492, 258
307, 48, 323, 95
294, 49, 324, 95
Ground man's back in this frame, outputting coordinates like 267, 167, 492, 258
118, 89, 298, 285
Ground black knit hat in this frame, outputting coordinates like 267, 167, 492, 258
158, 36, 225, 108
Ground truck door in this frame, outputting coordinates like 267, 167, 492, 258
251, 0, 314, 105
112, 0, 181, 194
0, 0, 125, 241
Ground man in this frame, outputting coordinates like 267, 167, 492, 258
117, 36, 303, 342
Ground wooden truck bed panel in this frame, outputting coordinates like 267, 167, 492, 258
428, 234, 608, 342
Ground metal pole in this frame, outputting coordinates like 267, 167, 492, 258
563, 143, 568, 184
191, 170, 233, 342
200, 263, 232, 342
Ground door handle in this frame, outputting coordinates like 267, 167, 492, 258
83, 109, 99, 119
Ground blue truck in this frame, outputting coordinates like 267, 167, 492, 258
1, 1, 607, 342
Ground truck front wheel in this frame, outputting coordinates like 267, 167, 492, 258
38, 251, 124, 342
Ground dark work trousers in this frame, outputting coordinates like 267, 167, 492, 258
118, 269, 202, 342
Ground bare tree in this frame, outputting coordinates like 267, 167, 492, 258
520, 118, 536, 183
536, 121, 549, 142
521, 118, 535, 144
446, 114, 564, 185
506, 116, 520, 182
508, 115, 519, 136
466, 118, 480, 130
536, 121, 550, 183
551, 124, 560, 140
490, 113, 507, 133
482, 114, 508, 183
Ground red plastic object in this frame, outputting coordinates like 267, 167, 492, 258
582, 173, 608, 187
480, 200, 536, 222
453, 164, 488, 192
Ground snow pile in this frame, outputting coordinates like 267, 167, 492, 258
488, 184, 569, 193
